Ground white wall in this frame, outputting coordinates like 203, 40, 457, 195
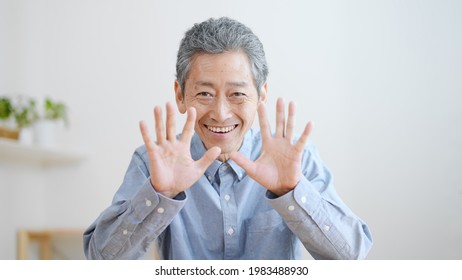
1, 0, 461, 259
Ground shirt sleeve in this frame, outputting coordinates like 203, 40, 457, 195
83, 148, 187, 259
266, 142, 373, 260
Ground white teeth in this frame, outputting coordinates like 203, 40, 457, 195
207, 125, 236, 133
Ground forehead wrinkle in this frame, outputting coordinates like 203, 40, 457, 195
226, 81, 248, 88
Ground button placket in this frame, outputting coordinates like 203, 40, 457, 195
218, 164, 239, 259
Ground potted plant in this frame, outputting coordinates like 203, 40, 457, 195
34, 97, 68, 147
44, 98, 68, 124
0, 97, 13, 121
12, 96, 38, 144
0, 97, 20, 140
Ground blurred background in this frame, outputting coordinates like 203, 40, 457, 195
0, 0, 461, 259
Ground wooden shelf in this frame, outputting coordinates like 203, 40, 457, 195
0, 137, 84, 166
17, 228, 85, 259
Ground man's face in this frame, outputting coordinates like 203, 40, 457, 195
176, 51, 267, 160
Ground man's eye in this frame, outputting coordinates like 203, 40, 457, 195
229, 92, 246, 104
230, 92, 247, 99
197, 92, 212, 97
196, 92, 213, 104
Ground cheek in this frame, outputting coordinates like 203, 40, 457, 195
194, 106, 206, 119
183, 101, 206, 121
238, 108, 258, 126
194, 109, 209, 128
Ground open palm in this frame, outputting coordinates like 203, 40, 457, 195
230, 98, 312, 196
140, 103, 220, 198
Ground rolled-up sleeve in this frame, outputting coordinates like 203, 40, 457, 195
83, 148, 186, 259
266, 143, 373, 259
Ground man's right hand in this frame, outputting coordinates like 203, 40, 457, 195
139, 102, 221, 198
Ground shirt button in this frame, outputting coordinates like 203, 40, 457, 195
123, 230, 128, 235
323, 225, 331, 231
145, 199, 152, 207
288, 205, 295, 211
207, 175, 212, 181
157, 207, 165, 214
301, 196, 307, 203
224, 194, 231, 201
227, 228, 234, 235
221, 165, 228, 171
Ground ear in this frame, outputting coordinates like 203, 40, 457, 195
175, 80, 187, 114
258, 82, 268, 104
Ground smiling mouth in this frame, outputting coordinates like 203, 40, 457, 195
205, 124, 238, 133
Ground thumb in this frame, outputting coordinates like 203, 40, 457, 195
196, 146, 221, 171
229, 151, 257, 177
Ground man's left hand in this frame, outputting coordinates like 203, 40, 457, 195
230, 97, 313, 196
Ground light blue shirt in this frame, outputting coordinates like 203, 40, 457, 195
84, 129, 372, 259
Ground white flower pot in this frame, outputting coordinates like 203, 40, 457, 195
34, 119, 57, 148
19, 127, 34, 145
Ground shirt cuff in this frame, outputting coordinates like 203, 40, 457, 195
266, 176, 322, 223
131, 178, 187, 224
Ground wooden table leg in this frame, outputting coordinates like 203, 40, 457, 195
17, 230, 52, 260
17, 230, 29, 260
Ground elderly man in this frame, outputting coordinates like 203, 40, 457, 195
84, 17, 372, 260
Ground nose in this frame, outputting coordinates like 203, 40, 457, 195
210, 96, 233, 122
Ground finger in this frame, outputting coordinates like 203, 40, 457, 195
295, 121, 313, 152
196, 146, 221, 172
139, 120, 156, 151
165, 102, 176, 141
154, 106, 165, 145
229, 151, 257, 177
286, 101, 296, 142
257, 102, 271, 140
180, 107, 196, 142
275, 97, 285, 137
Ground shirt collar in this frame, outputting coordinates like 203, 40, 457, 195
190, 129, 254, 181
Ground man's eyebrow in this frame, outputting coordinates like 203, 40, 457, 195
195, 81, 214, 87
194, 81, 248, 87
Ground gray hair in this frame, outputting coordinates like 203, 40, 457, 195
176, 17, 268, 95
